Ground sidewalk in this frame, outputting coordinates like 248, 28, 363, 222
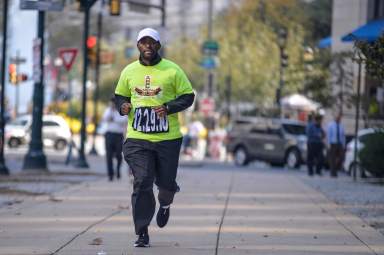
0, 164, 383, 255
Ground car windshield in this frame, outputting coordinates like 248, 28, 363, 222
9, 119, 28, 126
282, 124, 306, 135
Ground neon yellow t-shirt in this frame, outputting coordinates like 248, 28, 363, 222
115, 58, 193, 142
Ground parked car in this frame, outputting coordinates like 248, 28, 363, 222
343, 128, 384, 177
5, 114, 71, 151
226, 117, 307, 168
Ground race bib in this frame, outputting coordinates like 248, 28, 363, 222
132, 107, 169, 133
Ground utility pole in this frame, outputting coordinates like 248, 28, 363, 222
160, 0, 166, 56
207, 0, 213, 97
23, 11, 47, 171
0, 0, 10, 175
276, 28, 288, 116
353, 59, 362, 181
225, 75, 232, 122
90, 0, 105, 156
161, 0, 166, 27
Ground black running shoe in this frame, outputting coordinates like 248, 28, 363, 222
156, 206, 170, 228
134, 232, 150, 248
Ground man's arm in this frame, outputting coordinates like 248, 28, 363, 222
114, 94, 131, 116
164, 93, 195, 115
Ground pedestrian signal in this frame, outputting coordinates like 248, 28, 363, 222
109, 0, 121, 16
17, 74, 28, 83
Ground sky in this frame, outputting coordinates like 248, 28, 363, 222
6, 0, 37, 115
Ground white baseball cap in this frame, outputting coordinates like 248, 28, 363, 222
137, 28, 160, 43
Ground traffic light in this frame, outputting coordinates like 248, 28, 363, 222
87, 36, 97, 67
281, 51, 289, 68
8, 64, 17, 85
75, 0, 87, 11
76, 0, 97, 12
109, 0, 121, 16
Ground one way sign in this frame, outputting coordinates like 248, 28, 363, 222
59, 48, 78, 71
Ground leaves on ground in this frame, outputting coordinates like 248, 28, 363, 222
89, 237, 103, 245
49, 196, 63, 202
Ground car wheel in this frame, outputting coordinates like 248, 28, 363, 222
54, 139, 67, 151
285, 148, 300, 169
8, 138, 21, 148
348, 162, 367, 179
234, 146, 249, 166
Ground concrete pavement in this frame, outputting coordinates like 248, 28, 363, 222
0, 163, 383, 255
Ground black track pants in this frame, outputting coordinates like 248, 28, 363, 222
105, 132, 124, 179
123, 138, 182, 234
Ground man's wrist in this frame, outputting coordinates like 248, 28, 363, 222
164, 103, 170, 113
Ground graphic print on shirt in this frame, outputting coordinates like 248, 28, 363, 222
134, 75, 162, 97
132, 75, 168, 133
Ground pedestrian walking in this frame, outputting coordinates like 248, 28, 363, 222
327, 112, 346, 177
306, 114, 325, 176
102, 97, 127, 181
114, 28, 195, 248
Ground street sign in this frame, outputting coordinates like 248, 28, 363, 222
33, 38, 41, 83
59, 48, 78, 71
125, 46, 135, 59
20, 0, 64, 11
202, 40, 219, 55
201, 56, 216, 69
200, 97, 215, 116
10, 57, 26, 64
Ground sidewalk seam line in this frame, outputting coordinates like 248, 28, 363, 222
294, 177, 379, 255
215, 170, 234, 255
50, 209, 124, 255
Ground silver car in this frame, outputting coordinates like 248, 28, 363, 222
5, 114, 71, 151
227, 117, 307, 168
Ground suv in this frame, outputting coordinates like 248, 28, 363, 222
5, 114, 71, 151
227, 117, 307, 168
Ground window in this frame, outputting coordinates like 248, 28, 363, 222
268, 127, 282, 136
43, 121, 60, 127
250, 126, 267, 134
10, 119, 28, 126
282, 124, 306, 135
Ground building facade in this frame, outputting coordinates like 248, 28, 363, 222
331, 0, 384, 133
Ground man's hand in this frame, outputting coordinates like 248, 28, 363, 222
153, 105, 167, 118
120, 103, 132, 115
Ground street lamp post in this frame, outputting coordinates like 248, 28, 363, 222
23, 11, 48, 171
276, 28, 288, 115
89, 0, 104, 156
75, 0, 97, 168
0, 0, 10, 175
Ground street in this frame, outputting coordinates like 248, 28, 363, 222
0, 153, 383, 255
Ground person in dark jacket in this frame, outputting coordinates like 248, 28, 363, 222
114, 28, 195, 248
306, 114, 325, 176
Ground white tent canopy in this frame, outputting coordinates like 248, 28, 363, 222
281, 94, 320, 111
